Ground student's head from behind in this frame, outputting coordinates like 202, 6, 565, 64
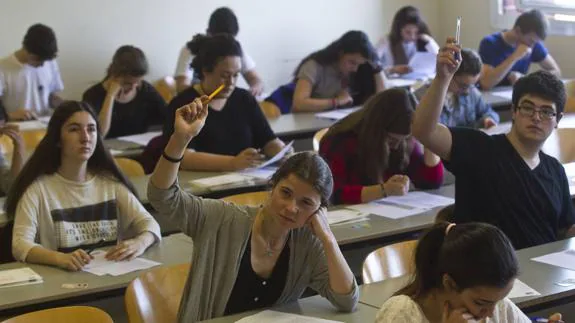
514, 9, 548, 47
188, 33, 242, 98
449, 49, 482, 96
207, 7, 239, 37
265, 152, 333, 230
106, 45, 148, 94
5, 101, 137, 216
390, 6, 431, 44
296, 31, 378, 77
22, 24, 58, 67
398, 222, 518, 320
511, 70, 565, 143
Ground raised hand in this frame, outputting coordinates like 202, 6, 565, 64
436, 37, 462, 80
173, 97, 209, 145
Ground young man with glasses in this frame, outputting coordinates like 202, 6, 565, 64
412, 39, 575, 249
415, 48, 499, 129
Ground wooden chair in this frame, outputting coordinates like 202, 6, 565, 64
22, 129, 46, 150
1, 306, 113, 323
312, 128, 329, 152
542, 128, 575, 164
259, 101, 282, 119
114, 157, 145, 177
125, 263, 191, 323
220, 191, 269, 206
0, 135, 13, 156
362, 240, 418, 284
154, 76, 176, 104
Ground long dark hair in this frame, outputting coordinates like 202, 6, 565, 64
396, 222, 518, 298
5, 101, 138, 217
294, 30, 378, 77
105, 45, 148, 79
389, 6, 432, 65
186, 33, 243, 80
323, 89, 415, 183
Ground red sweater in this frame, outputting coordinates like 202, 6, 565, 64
319, 133, 444, 205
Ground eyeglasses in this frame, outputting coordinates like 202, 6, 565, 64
517, 105, 557, 121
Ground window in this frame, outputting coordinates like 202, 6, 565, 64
491, 0, 575, 35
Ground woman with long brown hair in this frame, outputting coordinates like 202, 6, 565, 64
319, 88, 443, 205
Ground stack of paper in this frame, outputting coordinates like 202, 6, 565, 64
254, 141, 294, 169
235, 310, 343, 323
507, 279, 540, 299
189, 174, 254, 188
83, 251, 161, 276
0, 268, 43, 288
315, 107, 359, 120
532, 249, 575, 271
326, 209, 368, 225
241, 167, 277, 180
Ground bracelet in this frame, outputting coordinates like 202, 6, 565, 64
380, 183, 387, 197
162, 151, 184, 163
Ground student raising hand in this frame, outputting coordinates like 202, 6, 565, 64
172, 97, 209, 145
437, 37, 462, 80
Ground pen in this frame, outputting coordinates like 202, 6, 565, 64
85, 239, 106, 255
455, 16, 461, 61
531, 318, 564, 323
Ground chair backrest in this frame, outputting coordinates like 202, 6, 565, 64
259, 101, 281, 119
362, 240, 418, 284
22, 129, 46, 150
154, 76, 177, 104
312, 128, 329, 152
220, 191, 269, 206
114, 157, 145, 177
125, 263, 191, 323
1, 306, 113, 323
542, 128, 575, 164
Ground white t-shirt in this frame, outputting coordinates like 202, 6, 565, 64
0, 54, 64, 116
12, 173, 161, 261
377, 37, 440, 68
174, 45, 256, 79
375, 295, 530, 323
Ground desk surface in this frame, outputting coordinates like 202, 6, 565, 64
358, 237, 575, 311
268, 113, 335, 140
0, 234, 193, 314
200, 296, 378, 323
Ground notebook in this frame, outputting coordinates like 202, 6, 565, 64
0, 268, 43, 288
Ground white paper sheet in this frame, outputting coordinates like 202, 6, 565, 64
115, 131, 161, 147
241, 167, 277, 180
491, 89, 513, 100
189, 174, 253, 188
83, 251, 161, 276
381, 192, 454, 210
408, 52, 437, 77
481, 122, 511, 135
386, 78, 418, 88
507, 279, 541, 299
256, 141, 294, 169
0, 268, 43, 288
235, 310, 343, 323
326, 209, 368, 225
315, 107, 359, 120
532, 249, 575, 271
347, 201, 426, 219
110, 149, 124, 156
7, 120, 47, 131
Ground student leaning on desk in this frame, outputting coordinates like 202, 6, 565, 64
148, 97, 357, 322
375, 222, 563, 323
7, 101, 161, 271
412, 38, 575, 250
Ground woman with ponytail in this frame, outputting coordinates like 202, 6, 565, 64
375, 222, 562, 322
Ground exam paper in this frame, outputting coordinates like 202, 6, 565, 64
348, 201, 426, 219
326, 209, 368, 225
507, 279, 541, 299
0, 268, 43, 288
408, 52, 436, 77
315, 107, 359, 120
189, 174, 253, 188
83, 251, 161, 276
115, 131, 161, 147
381, 192, 454, 210
235, 310, 343, 323
256, 141, 294, 169
491, 89, 513, 100
241, 167, 277, 180
532, 249, 575, 271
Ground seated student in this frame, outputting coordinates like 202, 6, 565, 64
82, 45, 166, 138
415, 49, 499, 129
376, 222, 562, 322
148, 100, 357, 321
319, 89, 443, 205
479, 9, 561, 90
174, 7, 263, 96
266, 30, 385, 114
412, 38, 575, 249
9, 101, 161, 270
164, 34, 287, 172
0, 24, 64, 121
0, 124, 25, 194
376, 6, 439, 76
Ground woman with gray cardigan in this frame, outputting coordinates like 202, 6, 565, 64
148, 97, 358, 322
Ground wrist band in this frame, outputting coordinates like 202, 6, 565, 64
162, 151, 184, 163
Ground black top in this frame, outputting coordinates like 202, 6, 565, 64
163, 87, 276, 155
446, 128, 575, 249
82, 81, 166, 138
224, 234, 290, 315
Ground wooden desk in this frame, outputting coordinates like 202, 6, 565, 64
358, 238, 575, 312
482, 87, 513, 109
199, 296, 378, 323
0, 234, 193, 317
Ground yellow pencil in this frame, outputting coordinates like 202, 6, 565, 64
204, 84, 225, 103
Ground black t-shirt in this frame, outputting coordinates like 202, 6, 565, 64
82, 81, 166, 138
446, 128, 575, 249
163, 87, 277, 155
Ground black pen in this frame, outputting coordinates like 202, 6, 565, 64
85, 239, 106, 255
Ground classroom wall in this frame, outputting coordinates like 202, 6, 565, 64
0, 0, 435, 101
435, 0, 575, 79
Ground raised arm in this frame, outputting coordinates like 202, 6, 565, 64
412, 38, 461, 161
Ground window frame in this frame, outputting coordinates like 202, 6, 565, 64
491, 0, 575, 36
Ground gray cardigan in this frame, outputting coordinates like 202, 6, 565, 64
147, 180, 359, 322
